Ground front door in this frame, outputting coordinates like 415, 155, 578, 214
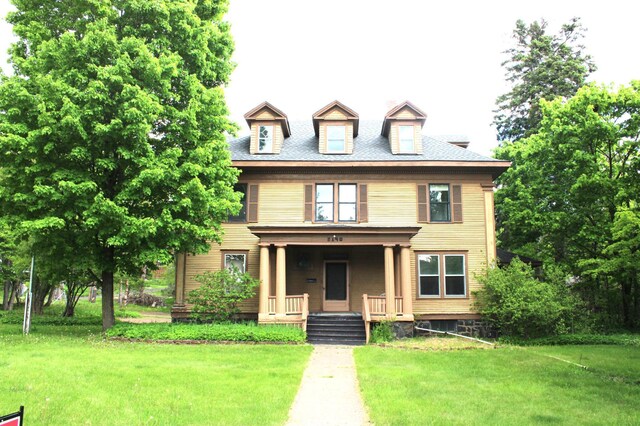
323, 261, 349, 311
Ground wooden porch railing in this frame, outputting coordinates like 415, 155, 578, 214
366, 295, 404, 317
265, 294, 309, 331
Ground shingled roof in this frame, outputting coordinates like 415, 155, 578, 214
228, 120, 500, 163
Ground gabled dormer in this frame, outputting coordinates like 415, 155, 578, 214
312, 101, 359, 154
381, 101, 427, 154
244, 102, 291, 154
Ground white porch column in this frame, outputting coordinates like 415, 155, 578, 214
384, 245, 396, 318
258, 244, 270, 321
275, 245, 286, 319
400, 246, 414, 320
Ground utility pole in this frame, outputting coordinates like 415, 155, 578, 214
22, 256, 35, 335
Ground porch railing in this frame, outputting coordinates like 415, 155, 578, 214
365, 295, 404, 318
362, 294, 371, 344
265, 294, 309, 331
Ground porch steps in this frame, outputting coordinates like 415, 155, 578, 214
306, 314, 366, 346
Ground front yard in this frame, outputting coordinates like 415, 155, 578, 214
355, 341, 640, 425
0, 324, 312, 425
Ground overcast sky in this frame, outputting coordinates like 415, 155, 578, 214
1, 0, 638, 155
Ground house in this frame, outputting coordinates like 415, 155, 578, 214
171, 100, 510, 342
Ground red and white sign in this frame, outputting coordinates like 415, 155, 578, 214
0, 407, 23, 426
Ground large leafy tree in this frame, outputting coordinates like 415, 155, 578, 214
495, 83, 640, 328
493, 18, 596, 143
0, 0, 241, 329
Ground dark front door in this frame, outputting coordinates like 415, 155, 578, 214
324, 261, 349, 311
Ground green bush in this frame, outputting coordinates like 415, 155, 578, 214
500, 333, 640, 346
370, 321, 394, 343
187, 268, 259, 322
474, 259, 578, 338
106, 322, 306, 343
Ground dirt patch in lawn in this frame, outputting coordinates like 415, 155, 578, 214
375, 336, 496, 351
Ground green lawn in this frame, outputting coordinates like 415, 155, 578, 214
0, 325, 311, 425
355, 344, 640, 425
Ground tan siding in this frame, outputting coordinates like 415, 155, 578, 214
389, 124, 398, 153
259, 182, 305, 224
394, 107, 418, 119
318, 125, 326, 153
368, 182, 416, 225
274, 124, 284, 153
325, 109, 347, 120
414, 124, 423, 154
256, 110, 275, 120
319, 121, 354, 154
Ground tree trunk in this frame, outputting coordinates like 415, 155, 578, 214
621, 279, 632, 329
44, 286, 55, 308
2, 280, 10, 310
124, 279, 130, 306
101, 245, 116, 330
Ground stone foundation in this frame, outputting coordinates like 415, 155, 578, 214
414, 319, 495, 338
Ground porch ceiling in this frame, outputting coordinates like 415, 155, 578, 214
248, 225, 421, 246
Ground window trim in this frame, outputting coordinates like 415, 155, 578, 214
313, 182, 359, 223
326, 125, 347, 153
221, 250, 249, 274
257, 124, 274, 153
416, 252, 468, 299
398, 124, 415, 153
429, 183, 451, 223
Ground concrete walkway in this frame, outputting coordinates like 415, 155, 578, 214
286, 345, 372, 426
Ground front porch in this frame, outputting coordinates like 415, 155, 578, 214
252, 226, 419, 340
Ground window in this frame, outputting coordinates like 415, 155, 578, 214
327, 125, 346, 153
258, 125, 273, 153
398, 125, 415, 153
429, 184, 450, 222
223, 253, 246, 274
228, 183, 247, 222
418, 254, 440, 297
417, 253, 466, 298
444, 255, 465, 296
315, 183, 357, 222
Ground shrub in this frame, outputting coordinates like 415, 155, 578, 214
187, 268, 259, 322
106, 322, 306, 343
371, 321, 394, 343
474, 259, 578, 338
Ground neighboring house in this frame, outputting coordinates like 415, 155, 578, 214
172, 100, 510, 340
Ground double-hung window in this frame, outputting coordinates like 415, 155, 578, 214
258, 125, 273, 153
417, 253, 466, 297
223, 253, 247, 274
327, 125, 346, 153
315, 183, 357, 222
429, 184, 450, 222
398, 125, 415, 153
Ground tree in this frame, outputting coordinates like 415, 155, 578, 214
474, 259, 576, 338
0, 0, 241, 330
493, 18, 596, 143
495, 82, 640, 328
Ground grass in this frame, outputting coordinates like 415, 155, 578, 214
0, 324, 312, 425
355, 341, 640, 425
376, 335, 493, 350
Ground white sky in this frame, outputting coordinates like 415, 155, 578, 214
1, 0, 638, 155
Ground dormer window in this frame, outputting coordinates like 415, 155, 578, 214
382, 101, 427, 155
327, 125, 346, 153
398, 125, 415, 153
244, 102, 291, 155
312, 101, 359, 155
258, 125, 273, 153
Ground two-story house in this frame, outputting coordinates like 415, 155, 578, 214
171, 100, 510, 343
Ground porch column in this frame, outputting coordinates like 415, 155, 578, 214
482, 184, 497, 265
400, 246, 414, 320
258, 244, 270, 321
384, 245, 396, 318
275, 245, 286, 319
